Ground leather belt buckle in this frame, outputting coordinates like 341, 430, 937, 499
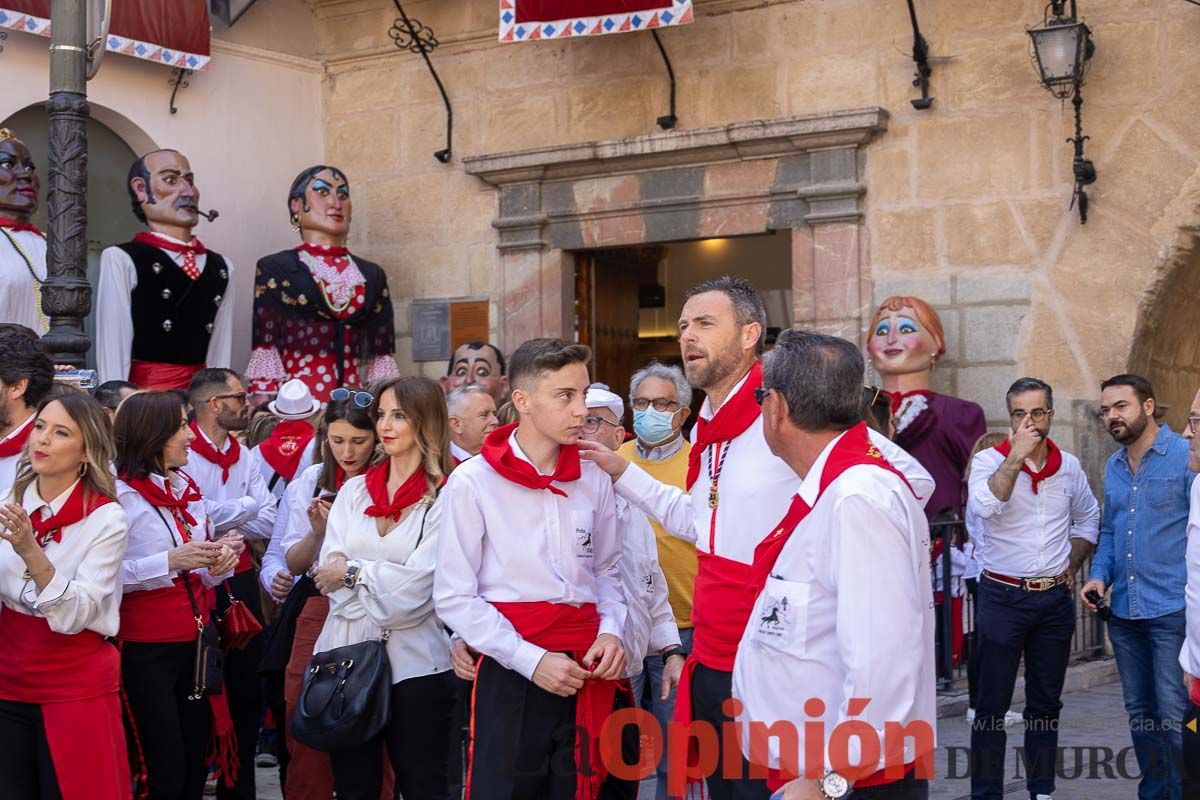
1025, 576, 1056, 592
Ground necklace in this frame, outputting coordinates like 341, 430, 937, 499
1, 227, 47, 331
707, 439, 731, 510
295, 248, 359, 315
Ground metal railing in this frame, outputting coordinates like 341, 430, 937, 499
931, 516, 1107, 694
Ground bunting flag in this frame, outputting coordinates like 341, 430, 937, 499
0, 0, 211, 70
500, 0, 693, 42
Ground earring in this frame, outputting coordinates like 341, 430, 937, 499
78, 462, 88, 477
290, 214, 301, 232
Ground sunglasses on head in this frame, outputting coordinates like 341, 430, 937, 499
330, 387, 373, 408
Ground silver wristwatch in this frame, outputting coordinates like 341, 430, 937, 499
341, 564, 360, 589
819, 771, 851, 799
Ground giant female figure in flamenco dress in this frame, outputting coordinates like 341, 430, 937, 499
247, 166, 400, 401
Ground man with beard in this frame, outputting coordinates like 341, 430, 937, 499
0, 130, 48, 334
579, 277, 934, 800
97, 149, 234, 390
1081, 374, 1195, 800
968, 377, 1099, 800
0, 324, 53, 490
186, 368, 276, 800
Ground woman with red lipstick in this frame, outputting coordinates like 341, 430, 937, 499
309, 376, 454, 800
0, 392, 129, 800
247, 166, 400, 403
113, 391, 241, 800
267, 392, 387, 800
0, 129, 47, 335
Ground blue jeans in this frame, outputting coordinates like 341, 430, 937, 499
1107, 611, 1188, 800
630, 628, 692, 800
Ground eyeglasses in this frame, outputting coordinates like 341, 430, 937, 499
331, 387, 373, 408
630, 398, 680, 413
1010, 408, 1052, 422
581, 415, 621, 435
1188, 416, 1200, 435
753, 387, 771, 406
210, 391, 248, 405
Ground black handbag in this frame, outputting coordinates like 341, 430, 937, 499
290, 632, 392, 752
156, 507, 224, 699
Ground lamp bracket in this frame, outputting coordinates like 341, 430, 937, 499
389, 0, 453, 163
905, 0, 934, 110
650, 30, 678, 130
168, 68, 193, 115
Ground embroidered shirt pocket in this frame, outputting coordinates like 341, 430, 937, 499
751, 576, 810, 654
571, 510, 595, 562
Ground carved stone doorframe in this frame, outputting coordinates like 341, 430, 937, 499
462, 107, 890, 349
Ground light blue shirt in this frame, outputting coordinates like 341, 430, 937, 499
1089, 425, 1196, 620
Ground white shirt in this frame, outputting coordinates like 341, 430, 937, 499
967, 446, 1100, 577
617, 496, 680, 677
117, 472, 241, 591
433, 431, 626, 680
0, 229, 47, 335
450, 441, 474, 463
95, 236, 235, 384
616, 370, 935, 564
314, 475, 451, 684
0, 482, 128, 636
260, 463, 325, 594
184, 428, 274, 542
248, 441, 319, 504
0, 412, 36, 493
1178, 479, 1200, 676
732, 430, 936, 775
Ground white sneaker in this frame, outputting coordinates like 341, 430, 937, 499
1034, 795, 1053, 799
965, 707, 976, 722
1005, 709, 1024, 725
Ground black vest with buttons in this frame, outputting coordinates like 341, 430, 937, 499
118, 241, 229, 365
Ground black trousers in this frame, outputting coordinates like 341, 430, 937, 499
597, 679, 641, 800
447, 676, 474, 800
122, 640, 213, 800
1183, 701, 1200, 799
0, 699, 63, 800
217, 569, 264, 800
330, 670, 456, 800
969, 579, 1074, 800
689, 663, 770, 800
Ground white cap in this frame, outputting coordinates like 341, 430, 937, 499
585, 383, 624, 421
267, 379, 321, 420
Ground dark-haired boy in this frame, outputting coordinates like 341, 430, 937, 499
0, 324, 54, 489
434, 337, 627, 800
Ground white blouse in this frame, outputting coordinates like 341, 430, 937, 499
0, 481, 128, 636
617, 496, 679, 678
314, 474, 452, 684
117, 472, 237, 592
259, 463, 324, 595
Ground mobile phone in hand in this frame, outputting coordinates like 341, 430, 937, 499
318, 492, 338, 504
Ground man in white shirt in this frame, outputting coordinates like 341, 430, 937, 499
447, 384, 499, 463
580, 277, 935, 800
0, 325, 53, 492
731, 329, 935, 800
434, 337, 627, 800
185, 368, 276, 800
1177, 385, 1200, 795
96, 149, 234, 389
967, 377, 1100, 800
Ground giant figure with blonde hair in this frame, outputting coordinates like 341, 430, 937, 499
867, 295, 986, 520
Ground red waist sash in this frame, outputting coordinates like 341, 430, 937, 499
0, 609, 130, 800
129, 360, 205, 391
118, 573, 209, 643
492, 601, 616, 800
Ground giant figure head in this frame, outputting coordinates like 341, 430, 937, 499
866, 295, 945, 386
127, 149, 201, 234
287, 165, 351, 244
0, 129, 39, 223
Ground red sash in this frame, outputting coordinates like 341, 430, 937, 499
117, 573, 209, 643
258, 420, 316, 482
0, 415, 35, 458
488, 601, 617, 800
0, 609, 130, 800
481, 423, 581, 497
129, 360, 205, 391
993, 438, 1062, 494
686, 362, 762, 490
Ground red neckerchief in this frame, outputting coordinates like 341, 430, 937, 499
363, 461, 438, 519
686, 361, 763, 490
334, 465, 347, 488
0, 216, 43, 236
28, 481, 114, 547
748, 423, 916, 596
889, 388, 934, 416
480, 422, 581, 498
296, 242, 349, 259
994, 438, 1062, 494
0, 415, 35, 458
259, 420, 315, 482
121, 471, 203, 539
187, 420, 240, 484
133, 231, 206, 281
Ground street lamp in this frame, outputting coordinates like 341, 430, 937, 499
1028, 0, 1096, 224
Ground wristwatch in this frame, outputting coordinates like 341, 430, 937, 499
819, 771, 850, 799
661, 646, 687, 665
341, 564, 360, 589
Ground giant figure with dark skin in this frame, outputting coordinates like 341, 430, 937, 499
0, 129, 48, 335
247, 166, 399, 403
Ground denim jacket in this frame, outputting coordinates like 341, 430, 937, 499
1089, 425, 1197, 619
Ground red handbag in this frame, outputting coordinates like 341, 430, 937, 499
219, 581, 264, 651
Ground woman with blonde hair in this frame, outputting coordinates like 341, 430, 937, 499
310, 376, 455, 800
0, 391, 131, 799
